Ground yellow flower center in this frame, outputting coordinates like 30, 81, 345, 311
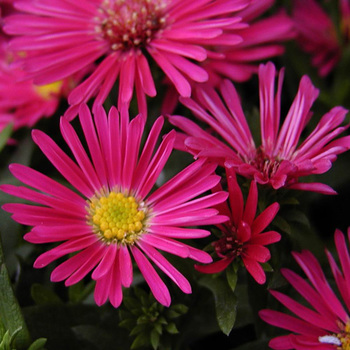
88, 191, 146, 245
95, 0, 168, 51
34, 81, 63, 100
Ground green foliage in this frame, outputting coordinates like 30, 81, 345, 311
0, 237, 31, 350
199, 275, 238, 336
119, 288, 188, 350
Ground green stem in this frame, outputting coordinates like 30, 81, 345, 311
0, 234, 31, 349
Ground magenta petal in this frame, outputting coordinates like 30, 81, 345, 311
94, 271, 113, 307
50, 243, 102, 282
131, 246, 171, 307
251, 202, 279, 235
138, 241, 192, 294
119, 246, 133, 288
195, 257, 233, 274
241, 256, 266, 284
92, 244, 117, 280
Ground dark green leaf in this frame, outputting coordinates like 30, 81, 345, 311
150, 329, 159, 350
226, 263, 238, 292
199, 276, 238, 336
0, 124, 13, 153
165, 323, 178, 335
31, 284, 62, 305
130, 332, 149, 349
27, 338, 47, 350
0, 237, 31, 349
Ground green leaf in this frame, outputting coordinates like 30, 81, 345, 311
0, 124, 13, 153
199, 276, 238, 336
226, 263, 238, 292
261, 262, 273, 272
0, 236, 31, 349
27, 338, 47, 350
31, 284, 62, 305
130, 332, 149, 349
165, 323, 178, 335
150, 329, 159, 350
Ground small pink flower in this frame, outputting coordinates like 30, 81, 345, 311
293, 0, 350, 76
169, 62, 350, 194
195, 166, 280, 284
260, 228, 350, 349
1, 104, 228, 308
4, 0, 249, 119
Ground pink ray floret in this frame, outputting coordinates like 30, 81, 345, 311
260, 228, 350, 349
195, 166, 280, 284
293, 0, 350, 76
4, 0, 250, 119
169, 62, 350, 194
1, 104, 229, 308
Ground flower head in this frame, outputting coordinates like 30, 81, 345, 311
293, 0, 350, 76
195, 166, 280, 284
169, 62, 350, 194
4, 0, 249, 119
1, 104, 228, 308
260, 228, 350, 349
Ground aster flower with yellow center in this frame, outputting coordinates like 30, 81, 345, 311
4, 0, 249, 119
260, 228, 350, 350
1, 104, 228, 307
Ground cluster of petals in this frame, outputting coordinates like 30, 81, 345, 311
0, 35, 66, 133
293, 0, 350, 76
169, 62, 350, 194
0, 104, 229, 308
3, 0, 250, 119
260, 228, 350, 349
195, 166, 280, 284
203, 0, 296, 85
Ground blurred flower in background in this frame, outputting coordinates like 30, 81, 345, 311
293, 0, 350, 76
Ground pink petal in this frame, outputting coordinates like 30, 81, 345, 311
131, 246, 171, 307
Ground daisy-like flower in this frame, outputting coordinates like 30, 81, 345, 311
169, 62, 350, 194
3, 0, 249, 119
1, 104, 228, 308
259, 228, 350, 349
195, 166, 280, 284
293, 0, 350, 76
203, 0, 295, 85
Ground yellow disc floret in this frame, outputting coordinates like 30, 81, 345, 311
35, 81, 63, 100
88, 191, 146, 244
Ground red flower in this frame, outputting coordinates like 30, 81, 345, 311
195, 166, 280, 284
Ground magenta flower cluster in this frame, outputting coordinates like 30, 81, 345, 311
1, 0, 350, 348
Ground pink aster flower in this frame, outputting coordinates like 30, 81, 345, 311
169, 62, 350, 194
260, 228, 350, 349
293, 0, 350, 76
0, 55, 66, 132
1, 104, 228, 308
195, 166, 280, 284
4, 0, 249, 119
